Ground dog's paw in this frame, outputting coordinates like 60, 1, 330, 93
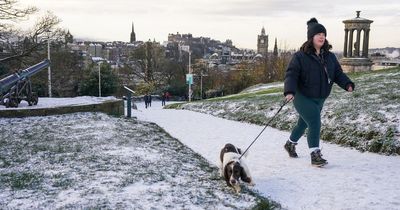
218, 169, 223, 177
233, 185, 241, 194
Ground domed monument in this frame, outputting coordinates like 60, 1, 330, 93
340, 11, 373, 72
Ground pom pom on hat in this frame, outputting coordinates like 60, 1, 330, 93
307, 18, 319, 26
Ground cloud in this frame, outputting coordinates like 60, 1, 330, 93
16, 0, 400, 49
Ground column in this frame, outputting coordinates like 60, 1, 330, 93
362, 29, 368, 57
348, 29, 354, 57
364, 29, 370, 57
355, 29, 361, 57
343, 29, 349, 57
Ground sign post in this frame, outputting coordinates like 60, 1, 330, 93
180, 45, 192, 102
186, 73, 193, 101
124, 86, 135, 118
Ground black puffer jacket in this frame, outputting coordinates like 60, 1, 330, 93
284, 50, 355, 98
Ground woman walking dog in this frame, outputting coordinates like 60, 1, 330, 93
284, 18, 355, 166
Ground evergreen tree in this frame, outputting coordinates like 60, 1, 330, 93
79, 63, 119, 96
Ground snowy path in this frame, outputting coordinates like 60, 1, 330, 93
133, 102, 400, 210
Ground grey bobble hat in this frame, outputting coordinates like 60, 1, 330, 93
307, 18, 327, 40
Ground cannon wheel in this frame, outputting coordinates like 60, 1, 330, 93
28, 94, 33, 106
11, 98, 18, 107
32, 93, 38, 105
5, 98, 18, 108
4, 98, 10, 108
27, 92, 38, 106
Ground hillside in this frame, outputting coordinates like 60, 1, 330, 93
0, 113, 274, 209
168, 67, 400, 155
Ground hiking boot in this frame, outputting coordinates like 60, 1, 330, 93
284, 140, 298, 158
311, 149, 328, 167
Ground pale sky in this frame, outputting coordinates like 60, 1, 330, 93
17, 0, 400, 51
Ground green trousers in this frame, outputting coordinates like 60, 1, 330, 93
289, 92, 326, 148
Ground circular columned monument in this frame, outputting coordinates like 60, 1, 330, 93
340, 11, 373, 72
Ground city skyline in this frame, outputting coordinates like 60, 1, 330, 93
17, 0, 400, 51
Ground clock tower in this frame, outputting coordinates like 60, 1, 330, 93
257, 26, 268, 57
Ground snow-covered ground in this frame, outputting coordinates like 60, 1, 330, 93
240, 82, 284, 94
176, 68, 400, 155
134, 101, 400, 210
0, 112, 270, 209
0, 96, 119, 110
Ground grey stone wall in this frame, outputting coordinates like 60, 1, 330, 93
0, 100, 123, 118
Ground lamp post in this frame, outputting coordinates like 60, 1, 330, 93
188, 51, 192, 102
180, 44, 192, 101
46, 31, 52, 97
97, 61, 102, 97
200, 72, 203, 99
200, 61, 209, 99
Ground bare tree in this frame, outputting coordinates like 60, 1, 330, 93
1, 11, 64, 64
0, 0, 37, 20
0, 0, 37, 39
128, 41, 167, 84
1, 0, 65, 67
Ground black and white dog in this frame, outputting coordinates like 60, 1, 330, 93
218, 143, 254, 193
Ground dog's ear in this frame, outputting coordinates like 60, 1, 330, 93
240, 166, 251, 183
224, 164, 232, 186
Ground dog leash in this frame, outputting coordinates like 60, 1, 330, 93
239, 99, 291, 160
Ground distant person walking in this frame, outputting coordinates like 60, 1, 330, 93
165, 92, 170, 101
144, 94, 149, 109
161, 92, 166, 106
148, 94, 152, 107
283, 18, 355, 167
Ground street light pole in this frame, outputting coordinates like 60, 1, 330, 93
200, 73, 203, 99
98, 62, 101, 97
201, 61, 206, 99
47, 38, 52, 97
188, 51, 192, 102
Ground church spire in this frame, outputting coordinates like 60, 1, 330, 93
261, 26, 265, 35
273, 38, 278, 57
130, 21, 136, 43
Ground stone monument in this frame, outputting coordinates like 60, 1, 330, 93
340, 11, 373, 72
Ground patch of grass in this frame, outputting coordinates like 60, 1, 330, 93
383, 93, 400, 100
164, 102, 185, 109
52, 173, 73, 189
246, 189, 281, 210
206, 87, 282, 102
32, 144, 50, 154
347, 67, 400, 78
0, 140, 7, 147
0, 157, 11, 168
3, 172, 43, 190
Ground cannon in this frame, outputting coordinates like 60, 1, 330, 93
0, 59, 50, 108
